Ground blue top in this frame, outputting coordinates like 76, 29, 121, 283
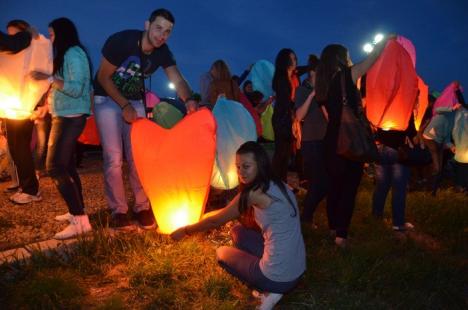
254, 181, 306, 282
49, 46, 91, 117
423, 107, 456, 146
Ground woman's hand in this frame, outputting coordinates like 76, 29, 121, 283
30, 71, 50, 81
170, 227, 187, 241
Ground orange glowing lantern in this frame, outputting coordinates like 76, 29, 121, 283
78, 116, 100, 145
414, 76, 429, 131
131, 109, 216, 234
366, 39, 419, 131
0, 34, 52, 120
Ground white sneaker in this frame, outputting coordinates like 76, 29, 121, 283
55, 212, 73, 222
257, 292, 283, 310
54, 215, 92, 240
10, 191, 42, 204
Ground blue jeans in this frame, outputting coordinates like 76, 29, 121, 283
216, 224, 300, 294
94, 96, 149, 215
34, 114, 51, 173
372, 145, 410, 227
301, 140, 328, 222
46, 115, 86, 215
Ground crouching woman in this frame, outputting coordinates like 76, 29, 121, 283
171, 141, 305, 310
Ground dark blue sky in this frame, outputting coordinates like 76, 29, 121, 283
2, 0, 467, 98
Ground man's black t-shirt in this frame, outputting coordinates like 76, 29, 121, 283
94, 30, 176, 100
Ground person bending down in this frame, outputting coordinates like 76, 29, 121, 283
171, 141, 306, 310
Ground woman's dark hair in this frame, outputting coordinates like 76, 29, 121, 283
149, 8, 175, 24
272, 48, 296, 95
315, 44, 349, 102
49, 17, 91, 76
236, 141, 297, 217
242, 80, 252, 93
7, 19, 30, 32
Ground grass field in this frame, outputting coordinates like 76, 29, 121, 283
0, 178, 466, 309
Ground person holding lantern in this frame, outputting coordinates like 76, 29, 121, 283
31, 17, 93, 239
423, 82, 465, 195
171, 141, 305, 310
93, 8, 196, 230
3, 20, 42, 204
315, 35, 395, 247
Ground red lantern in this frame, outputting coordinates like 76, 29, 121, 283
131, 109, 216, 234
366, 39, 419, 131
414, 77, 429, 131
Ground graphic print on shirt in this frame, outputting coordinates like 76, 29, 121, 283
111, 56, 143, 100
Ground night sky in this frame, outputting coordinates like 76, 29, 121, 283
2, 0, 467, 98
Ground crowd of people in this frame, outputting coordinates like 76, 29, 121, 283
1, 7, 466, 310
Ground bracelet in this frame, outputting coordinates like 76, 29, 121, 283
184, 226, 191, 236
121, 103, 130, 110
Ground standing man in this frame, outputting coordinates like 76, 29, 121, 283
94, 8, 194, 230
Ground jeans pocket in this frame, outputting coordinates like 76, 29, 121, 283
94, 96, 107, 105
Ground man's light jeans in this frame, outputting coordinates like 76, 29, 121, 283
94, 95, 149, 215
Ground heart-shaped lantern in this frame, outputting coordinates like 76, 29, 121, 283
131, 109, 216, 234
211, 98, 257, 190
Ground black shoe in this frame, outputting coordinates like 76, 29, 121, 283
112, 213, 134, 230
135, 209, 156, 230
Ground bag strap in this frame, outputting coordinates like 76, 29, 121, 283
138, 31, 147, 108
340, 70, 348, 106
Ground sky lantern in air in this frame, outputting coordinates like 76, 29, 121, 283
131, 109, 216, 234
0, 34, 52, 120
211, 98, 257, 190
366, 37, 419, 131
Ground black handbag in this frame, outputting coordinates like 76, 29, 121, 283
336, 72, 379, 162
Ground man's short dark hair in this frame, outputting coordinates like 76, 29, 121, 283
149, 9, 175, 24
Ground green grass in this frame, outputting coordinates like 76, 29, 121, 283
0, 179, 466, 309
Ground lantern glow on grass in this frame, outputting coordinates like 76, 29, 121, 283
131, 109, 216, 234
0, 35, 52, 119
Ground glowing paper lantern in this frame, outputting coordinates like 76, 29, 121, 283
453, 108, 468, 163
78, 116, 100, 145
145, 90, 160, 108
152, 101, 184, 129
260, 103, 275, 141
131, 109, 216, 234
211, 98, 257, 189
366, 38, 419, 131
432, 82, 461, 116
0, 34, 52, 120
414, 77, 429, 131
244, 60, 275, 98
396, 35, 416, 67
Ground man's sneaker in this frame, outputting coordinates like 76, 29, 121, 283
10, 192, 42, 204
54, 215, 92, 240
55, 212, 73, 222
393, 222, 415, 232
135, 209, 156, 229
257, 292, 283, 310
112, 213, 134, 230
